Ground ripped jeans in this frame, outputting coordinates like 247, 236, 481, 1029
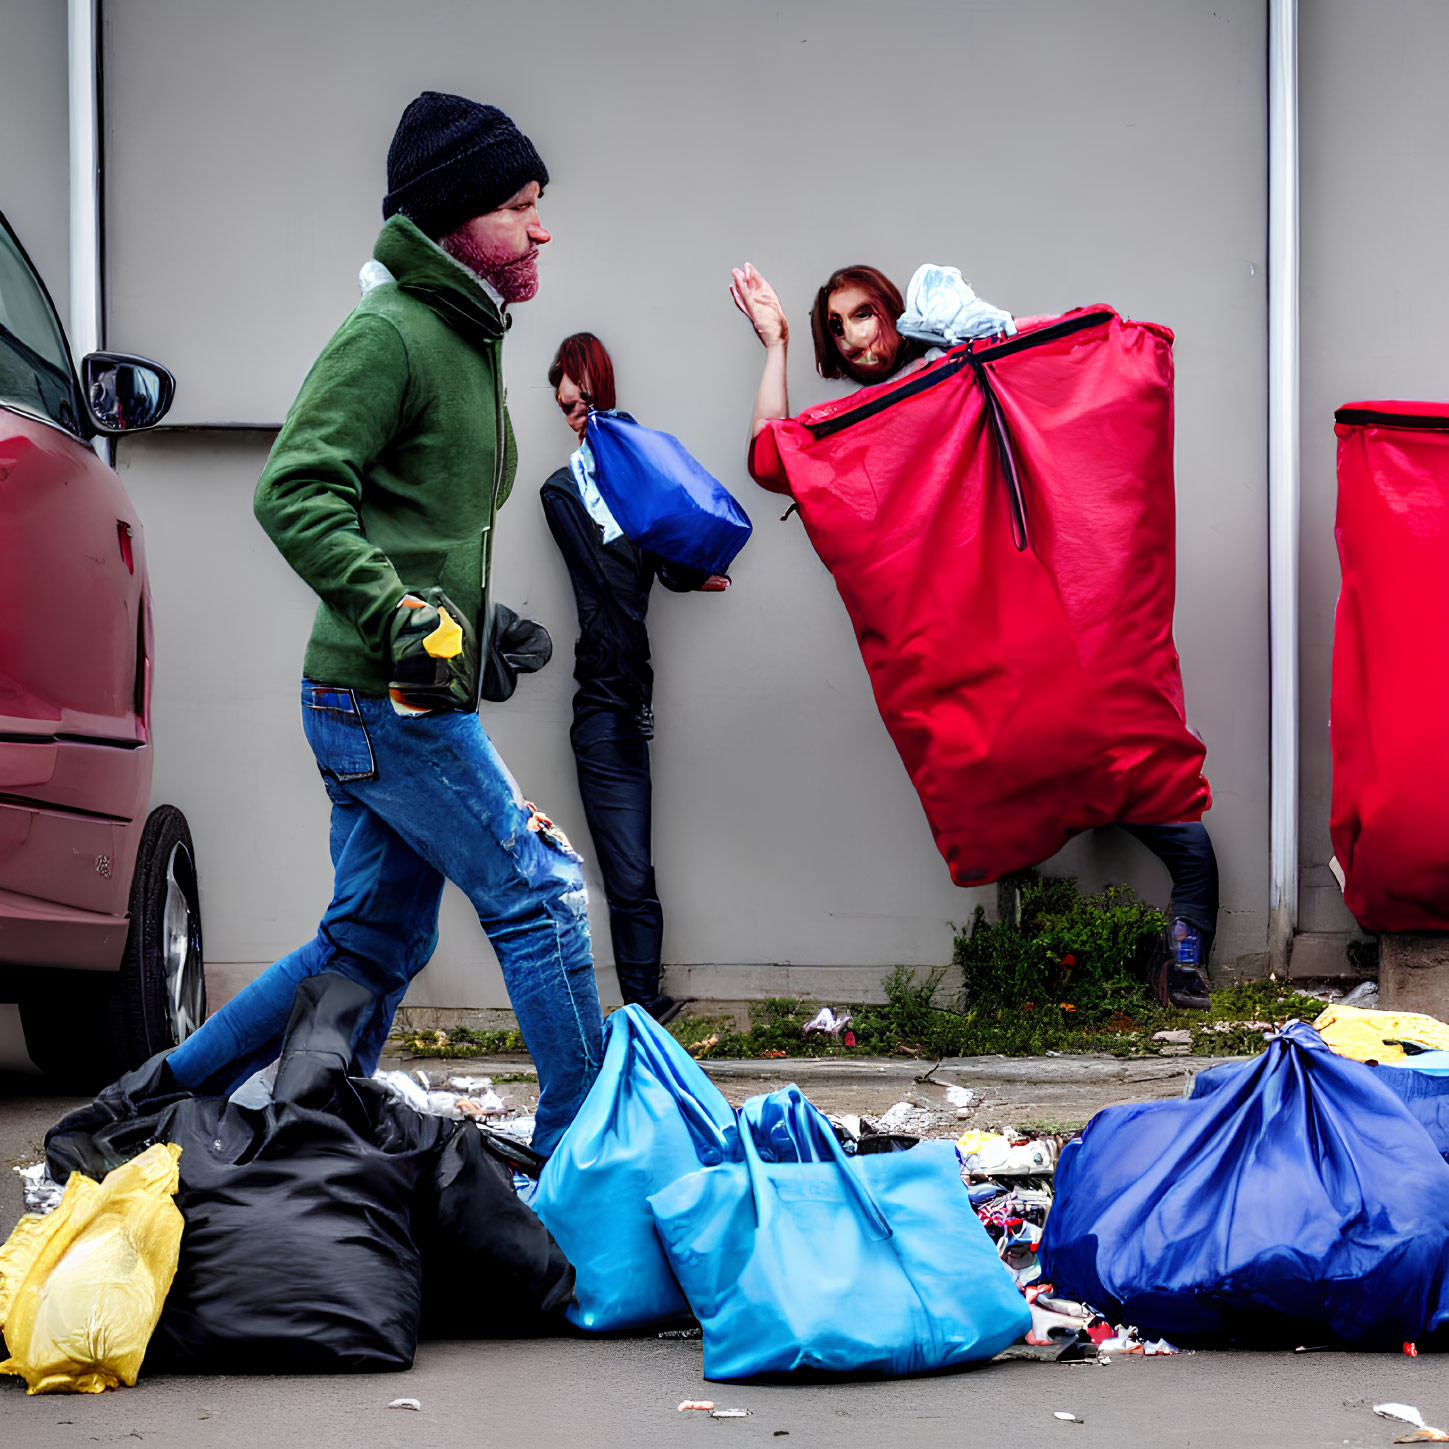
166, 680, 603, 1155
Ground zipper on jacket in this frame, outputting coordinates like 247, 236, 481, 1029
1335, 407, 1449, 431
474, 339, 506, 710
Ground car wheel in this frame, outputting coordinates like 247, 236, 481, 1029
111, 804, 207, 1068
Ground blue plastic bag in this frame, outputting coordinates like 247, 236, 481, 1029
531, 1005, 737, 1331
585, 410, 752, 576
1191, 1031, 1449, 1161
1040, 1021, 1449, 1347
648, 1087, 1030, 1379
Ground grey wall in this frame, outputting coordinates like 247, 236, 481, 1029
1, 0, 70, 331
1298, 1, 1449, 938
100, 0, 1270, 1009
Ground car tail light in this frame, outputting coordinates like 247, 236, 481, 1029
117, 520, 134, 573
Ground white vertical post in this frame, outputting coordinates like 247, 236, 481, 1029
68, 0, 102, 360
1268, 0, 1300, 972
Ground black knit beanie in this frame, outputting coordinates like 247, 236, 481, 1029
383, 91, 549, 240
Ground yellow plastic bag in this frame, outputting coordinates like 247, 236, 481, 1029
1313, 1003, 1449, 1064
0, 1142, 183, 1394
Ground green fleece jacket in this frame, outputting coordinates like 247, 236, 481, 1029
254, 213, 517, 698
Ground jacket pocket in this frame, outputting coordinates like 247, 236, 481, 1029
300, 680, 377, 782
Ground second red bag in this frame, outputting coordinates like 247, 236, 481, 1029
1331, 401, 1449, 930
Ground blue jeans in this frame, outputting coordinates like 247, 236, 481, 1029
1117, 821, 1219, 951
571, 707, 665, 1012
168, 681, 604, 1155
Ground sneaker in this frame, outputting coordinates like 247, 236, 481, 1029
1166, 919, 1211, 1010
1166, 965, 1210, 1011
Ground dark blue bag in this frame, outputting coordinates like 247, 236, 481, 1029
531, 1004, 737, 1331
585, 410, 752, 576
1040, 1021, 1449, 1347
1191, 1033, 1449, 1161
648, 1087, 1030, 1378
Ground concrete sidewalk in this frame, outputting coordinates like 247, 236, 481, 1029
383, 1048, 1249, 1136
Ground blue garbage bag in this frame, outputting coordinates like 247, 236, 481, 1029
531, 1004, 738, 1331
1191, 1031, 1449, 1162
648, 1087, 1030, 1378
586, 410, 753, 576
743, 1081, 840, 1162
1040, 1021, 1449, 1347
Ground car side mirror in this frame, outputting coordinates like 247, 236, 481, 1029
81, 351, 176, 434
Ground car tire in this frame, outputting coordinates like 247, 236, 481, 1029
109, 804, 207, 1069
18, 806, 206, 1087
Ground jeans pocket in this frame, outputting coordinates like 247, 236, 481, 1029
300, 679, 377, 782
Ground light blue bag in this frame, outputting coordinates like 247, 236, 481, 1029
648, 1087, 1030, 1379
585, 410, 753, 577
531, 1004, 737, 1331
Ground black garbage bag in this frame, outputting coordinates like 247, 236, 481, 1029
46, 974, 575, 1373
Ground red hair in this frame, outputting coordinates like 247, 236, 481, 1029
547, 332, 617, 411
809, 265, 922, 382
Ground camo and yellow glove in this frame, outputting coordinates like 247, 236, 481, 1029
387, 589, 474, 715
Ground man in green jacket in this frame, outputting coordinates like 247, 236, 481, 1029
166, 93, 603, 1154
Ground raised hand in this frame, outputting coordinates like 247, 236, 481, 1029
730, 263, 789, 349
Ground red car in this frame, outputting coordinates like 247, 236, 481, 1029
0, 211, 205, 1077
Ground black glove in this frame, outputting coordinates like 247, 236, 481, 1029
480, 605, 554, 703
387, 589, 474, 713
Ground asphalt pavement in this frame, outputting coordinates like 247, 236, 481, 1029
2, 1065, 1441, 1449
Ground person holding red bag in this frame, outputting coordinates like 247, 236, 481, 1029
730, 262, 1218, 1008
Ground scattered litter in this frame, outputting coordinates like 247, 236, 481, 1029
803, 1007, 852, 1036
14, 1163, 65, 1216
1151, 1030, 1192, 1045
658, 1326, 703, 1339
760, 1049, 788, 1059
875, 1101, 944, 1136
375, 1070, 513, 1124
678, 1400, 715, 1411
387, 1398, 422, 1411
956, 1130, 1057, 1177
1374, 1404, 1449, 1443
1342, 980, 1378, 1008
491, 1114, 536, 1145
374, 1070, 431, 1113
945, 1085, 976, 1108
689, 1034, 719, 1057
710, 1408, 752, 1419
1404, 1341, 1419, 1357
1054, 1411, 1083, 1423
456, 1090, 508, 1120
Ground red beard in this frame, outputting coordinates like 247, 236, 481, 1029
441, 229, 540, 303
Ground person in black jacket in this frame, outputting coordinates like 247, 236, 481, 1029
541, 333, 728, 1024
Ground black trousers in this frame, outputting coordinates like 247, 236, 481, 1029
571, 708, 666, 1010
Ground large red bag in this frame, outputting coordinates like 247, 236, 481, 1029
1331, 401, 1449, 930
751, 308, 1209, 885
